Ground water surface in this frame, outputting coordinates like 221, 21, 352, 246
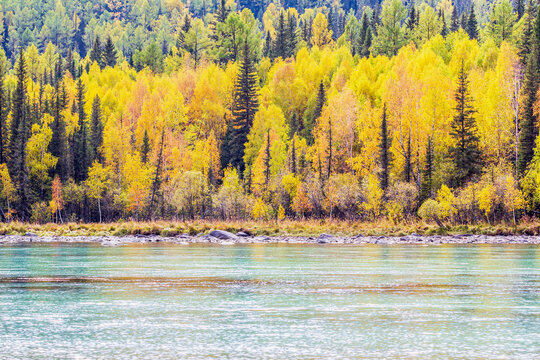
1, 243, 539, 359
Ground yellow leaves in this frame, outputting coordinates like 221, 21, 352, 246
311, 13, 333, 48
86, 161, 111, 200
0, 164, 16, 218
361, 174, 383, 218
436, 185, 457, 220
282, 173, 300, 199
26, 114, 57, 183
292, 182, 312, 218
49, 175, 63, 217
478, 184, 496, 218
123, 152, 152, 213
252, 197, 271, 220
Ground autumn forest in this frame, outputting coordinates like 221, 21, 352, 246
0, 0, 539, 228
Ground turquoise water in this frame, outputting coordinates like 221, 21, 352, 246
1, 244, 540, 359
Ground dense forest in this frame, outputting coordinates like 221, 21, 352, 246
0, 0, 538, 226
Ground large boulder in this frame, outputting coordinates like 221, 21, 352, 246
209, 230, 238, 240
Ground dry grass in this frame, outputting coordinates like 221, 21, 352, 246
0, 219, 538, 237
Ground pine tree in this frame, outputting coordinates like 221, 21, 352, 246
263, 31, 272, 58
0, 66, 7, 164
466, 6, 478, 40
274, 11, 288, 59
103, 36, 117, 67
221, 39, 259, 175
141, 129, 151, 164
9, 51, 30, 220
73, 78, 89, 182
379, 104, 389, 191
449, 62, 482, 186
517, 8, 540, 175
89, 36, 104, 68
419, 136, 434, 203
290, 135, 297, 175
441, 12, 448, 37
314, 80, 326, 121
450, 6, 460, 32
327, 117, 333, 178
404, 134, 411, 182
361, 27, 372, 57
286, 13, 298, 58
516, 0, 525, 20
264, 129, 271, 186
90, 95, 103, 163
216, 0, 230, 23
407, 6, 417, 30
304, 80, 326, 144
49, 81, 69, 181
519, 11, 533, 63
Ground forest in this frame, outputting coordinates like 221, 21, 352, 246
0, 0, 539, 228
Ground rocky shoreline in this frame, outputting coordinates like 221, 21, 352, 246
1, 230, 540, 246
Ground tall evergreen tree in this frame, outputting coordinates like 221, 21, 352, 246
516, 0, 525, 20
450, 6, 460, 32
9, 51, 30, 220
286, 13, 298, 58
466, 6, 478, 40
89, 36, 104, 68
407, 6, 417, 30
0, 66, 7, 164
517, 8, 540, 175
290, 135, 297, 175
73, 78, 89, 181
379, 104, 389, 191
221, 39, 259, 175
140, 129, 151, 164
327, 117, 333, 178
103, 36, 117, 67
90, 95, 103, 163
519, 9, 533, 63
264, 129, 271, 186
304, 80, 326, 144
274, 11, 288, 59
419, 136, 434, 203
449, 62, 482, 186
49, 81, 69, 180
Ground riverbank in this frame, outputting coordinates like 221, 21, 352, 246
2, 232, 540, 246
3, 219, 540, 238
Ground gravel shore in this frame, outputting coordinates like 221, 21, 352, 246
2, 232, 540, 246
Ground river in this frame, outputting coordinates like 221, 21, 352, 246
1, 243, 539, 359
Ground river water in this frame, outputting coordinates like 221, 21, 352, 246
0, 243, 539, 359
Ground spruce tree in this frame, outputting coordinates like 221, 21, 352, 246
519, 10, 533, 64
103, 36, 117, 67
450, 6, 460, 32
0, 66, 7, 164
441, 12, 448, 37
263, 31, 272, 58
290, 135, 297, 175
286, 13, 298, 58
327, 117, 332, 178
449, 62, 482, 186
304, 80, 326, 144
216, 0, 230, 23
466, 6, 478, 40
221, 39, 259, 175
90, 95, 103, 163
516, 0, 525, 20
73, 78, 89, 181
89, 36, 104, 68
407, 6, 417, 30
419, 136, 434, 203
49, 81, 69, 181
517, 9, 540, 175
361, 27, 372, 57
274, 11, 288, 59
141, 129, 151, 164
264, 129, 271, 186
379, 104, 389, 191
9, 51, 30, 220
